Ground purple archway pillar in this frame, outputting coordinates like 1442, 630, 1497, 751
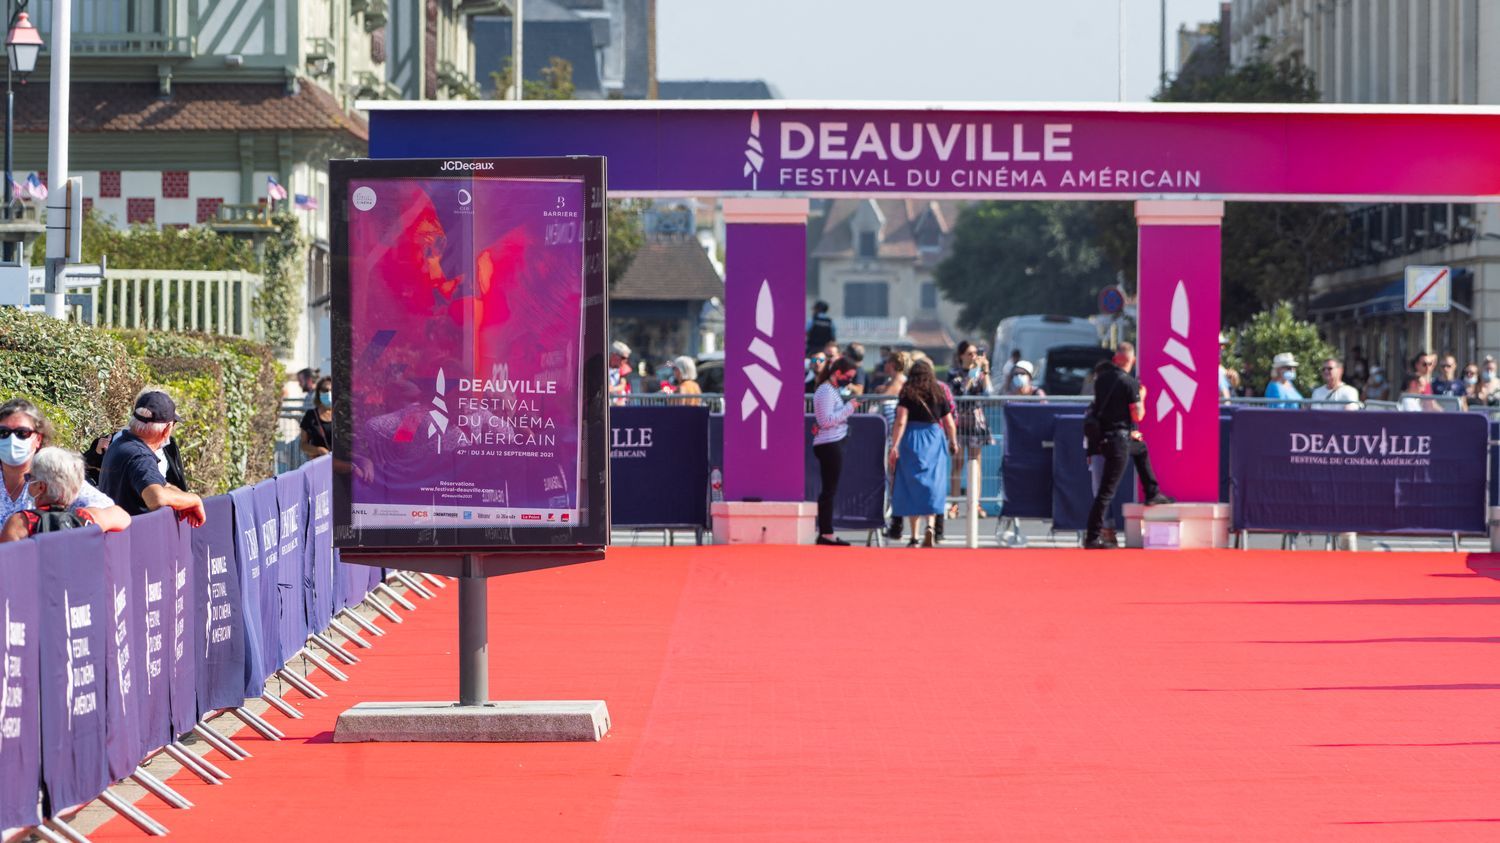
722, 198, 809, 503
1135, 200, 1224, 503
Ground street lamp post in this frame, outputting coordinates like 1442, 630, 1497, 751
3, 4, 40, 264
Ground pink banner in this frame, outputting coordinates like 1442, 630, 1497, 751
1137, 223, 1221, 502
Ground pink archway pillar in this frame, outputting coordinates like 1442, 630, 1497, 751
1135, 200, 1224, 503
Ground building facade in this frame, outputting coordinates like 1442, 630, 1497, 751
809, 199, 966, 362
1228, 0, 1500, 377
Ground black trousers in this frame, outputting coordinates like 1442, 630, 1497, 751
813, 439, 845, 535
1086, 431, 1162, 540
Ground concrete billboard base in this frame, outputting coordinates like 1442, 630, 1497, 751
333, 700, 611, 743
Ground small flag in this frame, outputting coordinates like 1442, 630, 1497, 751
294, 193, 319, 210
9, 177, 22, 199
266, 175, 288, 201
22, 172, 46, 201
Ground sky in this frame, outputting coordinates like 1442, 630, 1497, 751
657, 0, 1228, 103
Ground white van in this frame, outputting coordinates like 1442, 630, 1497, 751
992, 315, 1102, 378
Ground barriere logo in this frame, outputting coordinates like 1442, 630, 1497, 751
739, 280, 783, 450
1154, 280, 1198, 451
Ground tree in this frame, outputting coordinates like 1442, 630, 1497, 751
490, 56, 575, 101
1094, 29, 1350, 328
935, 201, 1118, 333
1223, 301, 1334, 395
608, 199, 643, 285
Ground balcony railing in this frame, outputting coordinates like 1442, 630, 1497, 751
211, 203, 275, 230
59, 33, 195, 58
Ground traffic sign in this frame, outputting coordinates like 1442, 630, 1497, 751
1404, 265, 1451, 313
1098, 285, 1126, 315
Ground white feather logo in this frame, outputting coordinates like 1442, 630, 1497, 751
739, 280, 782, 450
427, 368, 449, 454
743, 111, 764, 190
1155, 280, 1198, 451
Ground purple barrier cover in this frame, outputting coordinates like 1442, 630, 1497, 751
345, 177, 586, 529
193, 496, 245, 712
132, 512, 173, 763
0, 539, 42, 829
275, 469, 310, 663
610, 406, 710, 528
250, 480, 284, 670
36, 527, 110, 815
101, 529, 144, 780
304, 459, 335, 631
1230, 409, 1489, 534
229, 487, 274, 695
164, 512, 198, 737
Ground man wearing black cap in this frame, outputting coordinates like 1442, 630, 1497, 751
99, 391, 206, 526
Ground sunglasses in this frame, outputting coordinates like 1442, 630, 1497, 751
0, 426, 36, 440
811, 357, 826, 363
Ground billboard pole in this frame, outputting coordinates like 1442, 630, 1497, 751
42, 0, 69, 319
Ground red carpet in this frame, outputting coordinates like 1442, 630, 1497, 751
93, 547, 1500, 840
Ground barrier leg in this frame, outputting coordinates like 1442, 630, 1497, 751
341, 606, 386, 636
276, 667, 328, 699
36, 820, 85, 843
966, 457, 980, 549
328, 618, 373, 649
377, 582, 418, 611
130, 769, 193, 810
1453, 532, 1460, 552
169, 741, 230, 780
420, 572, 447, 589
364, 594, 405, 623
231, 707, 286, 740
298, 648, 350, 682
261, 691, 304, 720
393, 571, 435, 599
193, 723, 252, 759
163, 743, 224, 784
310, 632, 361, 664
97, 789, 169, 836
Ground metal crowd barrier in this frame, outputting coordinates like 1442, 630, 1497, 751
0, 458, 443, 841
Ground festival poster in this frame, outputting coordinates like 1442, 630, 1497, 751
345, 175, 586, 530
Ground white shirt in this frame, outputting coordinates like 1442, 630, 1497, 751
1, 477, 114, 520
1310, 383, 1360, 410
813, 382, 858, 445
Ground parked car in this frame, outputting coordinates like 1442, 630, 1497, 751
1042, 345, 1114, 395
695, 351, 725, 394
992, 314, 1102, 381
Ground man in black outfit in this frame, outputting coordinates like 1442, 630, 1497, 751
805, 301, 836, 355
1085, 343, 1172, 549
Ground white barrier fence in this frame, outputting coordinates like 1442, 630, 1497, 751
29, 267, 263, 339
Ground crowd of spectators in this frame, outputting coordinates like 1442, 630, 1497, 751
1216, 340, 1500, 412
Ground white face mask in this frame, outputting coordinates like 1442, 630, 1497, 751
0, 432, 34, 467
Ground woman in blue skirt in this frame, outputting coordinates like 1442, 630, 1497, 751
888, 360, 959, 547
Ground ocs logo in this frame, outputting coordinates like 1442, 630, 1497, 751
410, 510, 429, 518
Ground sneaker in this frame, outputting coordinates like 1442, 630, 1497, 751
1144, 493, 1175, 506
816, 535, 851, 546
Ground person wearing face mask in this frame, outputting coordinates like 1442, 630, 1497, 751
1460, 363, 1484, 405
300, 376, 335, 459
99, 391, 207, 526
1264, 352, 1303, 409
1363, 366, 1390, 402
1004, 360, 1046, 398
0, 398, 131, 532
1, 448, 94, 541
812, 358, 862, 546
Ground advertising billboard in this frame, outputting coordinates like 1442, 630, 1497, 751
330, 157, 608, 551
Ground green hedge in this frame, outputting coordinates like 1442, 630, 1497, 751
0, 310, 283, 495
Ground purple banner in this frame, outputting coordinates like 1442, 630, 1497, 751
345, 176, 586, 529
275, 470, 309, 664
193, 496, 245, 713
132, 512, 173, 761
610, 406, 710, 528
37, 527, 110, 815
250, 479, 284, 675
163, 513, 198, 738
229, 487, 274, 696
304, 459, 335, 631
1138, 220, 1221, 502
102, 529, 144, 780
1230, 409, 1489, 534
0, 539, 41, 830
723, 218, 806, 501
369, 105, 1500, 200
